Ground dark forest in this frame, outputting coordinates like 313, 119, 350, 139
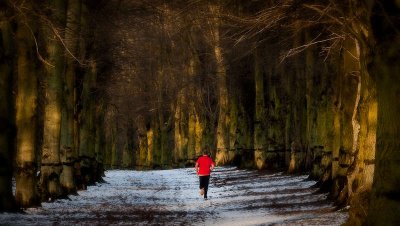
0, 0, 399, 225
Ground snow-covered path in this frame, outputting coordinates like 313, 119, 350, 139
0, 167, 348, 225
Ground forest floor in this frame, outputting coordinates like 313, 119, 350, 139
0, 167, 348, 225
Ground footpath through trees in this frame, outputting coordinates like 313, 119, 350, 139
0, 167, 347, 225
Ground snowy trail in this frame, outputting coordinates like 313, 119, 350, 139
0, 167, 348, 225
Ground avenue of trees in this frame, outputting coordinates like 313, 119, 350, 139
1, 0, 106, 209
0, 0, 399, 225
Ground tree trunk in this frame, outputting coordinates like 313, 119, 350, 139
60, 0, 81, 195
366, 1, 400, 224
174, 93, 188, 166
330, 51, 344, 198
78, 61, 97, 187
136, 115, 149, 169
146, 126, 154, 168
40, 0, 67, 201
305, 29, 332, 186
335, 37, 362, 206
94, 102, 106, 180
14, 1, 41, 207
253, 47, 267, 169
229, 95, 239, 163
187, 56, 202, 160
346, 29, 377, 225
106, 110, 117, 169
285, 26, 308, 173
0, 12, 17, 212
208, 3, 230, 166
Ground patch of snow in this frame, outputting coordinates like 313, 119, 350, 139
1, 167, 348, 225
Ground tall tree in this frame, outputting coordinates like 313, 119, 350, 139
0, 5, 17, 212
253, 46, 267, 169
59, 0, 82, 194
209, 2, 230, 166
78, 59, 97, 186
39, 0, 67, 200
14, 0, 41, 207
366, 0, 400, 224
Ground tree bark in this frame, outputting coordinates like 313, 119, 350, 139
136, 115, 149, 169
0, 10, 17, 212
40, 0, 67, 201
366, 1, 400, 224
14, 1, 41, 207
174, 93, 188, 166
253, 46, 267, 169
78, 61, 97, 186
60, 0, 81, 195
209, 3, 230, 166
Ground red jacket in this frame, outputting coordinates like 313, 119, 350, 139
196, 155, 215, 176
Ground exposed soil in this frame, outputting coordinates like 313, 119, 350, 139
0, 167, 348, 225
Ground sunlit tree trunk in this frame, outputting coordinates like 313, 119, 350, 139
60, 0, 81, 194
292, 30, 307, 171
14, 1, 41, 207
329, 52, 344, 198
0, 13, 17, 212
253, 47, 267, 169
136, 115, 149, 169
187, 56, 202, 160
40, 0, 67, 201
152, 116, 161, 168
146, 126, 154, 168
209, 3, 230, 166
366, 1, 400, 224
194, 114, 204, 157
187, 102, 197, 159
334, 37, 362, 206
174, 93, 188, 166
344, 29, 377, 225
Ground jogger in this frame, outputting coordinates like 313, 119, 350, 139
195, 149, 215, 200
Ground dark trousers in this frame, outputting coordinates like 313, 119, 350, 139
199, 175, 210, 198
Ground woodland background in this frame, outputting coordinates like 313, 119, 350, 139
0, 1, 399, 225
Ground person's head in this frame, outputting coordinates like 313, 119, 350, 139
203, 146, 210, 156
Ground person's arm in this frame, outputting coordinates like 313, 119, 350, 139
195, 162, 199, 175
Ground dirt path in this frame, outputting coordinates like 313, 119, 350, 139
0, 167, 348, 225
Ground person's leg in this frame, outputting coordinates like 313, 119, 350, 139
199, 176, 206, 196
204, 176, 210, 199
199, 176, 203, 189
